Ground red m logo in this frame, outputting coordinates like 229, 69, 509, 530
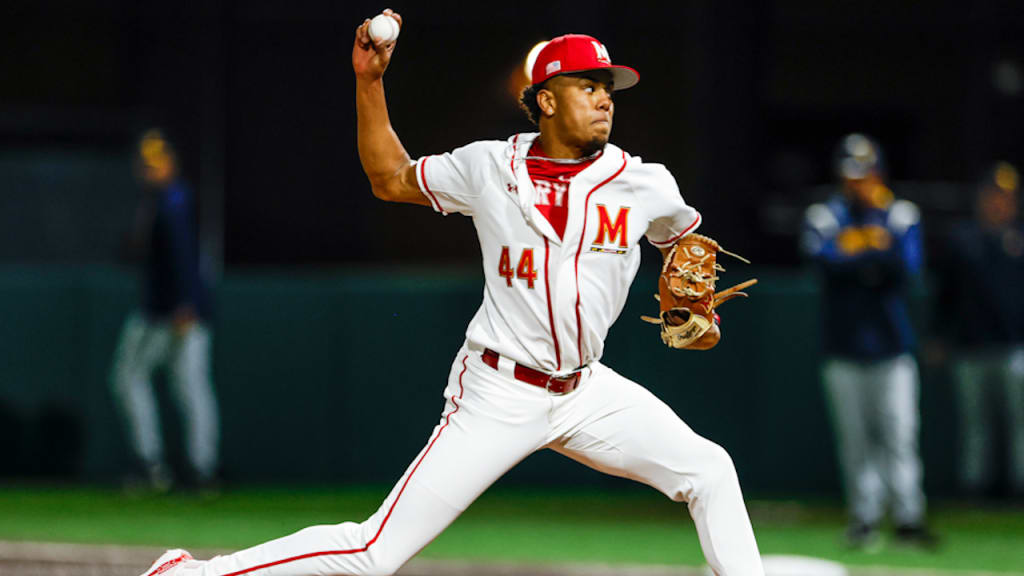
594, 205, 630, 248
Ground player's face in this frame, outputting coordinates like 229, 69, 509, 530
135, 133, 178, 188
843, 173, 885, 207
546, 72, 615, 155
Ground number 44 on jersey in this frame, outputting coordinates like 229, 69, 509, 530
498, 246, 537, 289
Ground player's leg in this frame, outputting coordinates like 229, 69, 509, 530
1002, 347, 1024, 495
110, 312, 173, 488
547, 363, 763, 576
169, 322, 220, 484
874, 354, 925, 527
953, 353, 992, 494
823, 358, 885, 531
181, 348, 550, 576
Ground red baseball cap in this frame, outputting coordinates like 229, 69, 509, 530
529, 34, 639, 91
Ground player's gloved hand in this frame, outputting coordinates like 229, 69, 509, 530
837, 225, 892, 255
862, 225, 892, 250
836, 227, 867, 255
352, 9, 402, 81
684, 320, 721, 350
641, 233, 756, 350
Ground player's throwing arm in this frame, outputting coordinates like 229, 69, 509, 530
353, 9, 429, 206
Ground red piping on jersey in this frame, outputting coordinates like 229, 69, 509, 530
573, 151, 628, 364
543, 237, 562, 370
510, 134, 520, 174
419, 156, 446, 215
221, 356, 469, 576
144, 553, 191, 576
649, 212, 702, 246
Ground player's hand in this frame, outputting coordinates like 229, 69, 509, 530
837, 227, 867, 255
920, 338, 948, 368
352, 9, 402, 81
684, 322, 720, 350
172, 305, 198, 338
837, 226, 892, 255
862, 225, 892, 250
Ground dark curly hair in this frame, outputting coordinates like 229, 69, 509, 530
518, 83, 544, 125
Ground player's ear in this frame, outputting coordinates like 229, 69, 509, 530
537, 88, 556, 118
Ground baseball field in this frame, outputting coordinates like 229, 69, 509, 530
2, 484, 1022, 575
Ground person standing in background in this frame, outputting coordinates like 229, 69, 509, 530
937, 162, 1024, 499
801, 133, 937, 550
110, 128, 220, 493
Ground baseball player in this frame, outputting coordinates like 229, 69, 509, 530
938, 162, 1024, 498
801, 134, 936, 549
140, 11, 763, 576
112, 129, 219, 493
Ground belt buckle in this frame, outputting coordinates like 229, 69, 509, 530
545, 373, 576, 396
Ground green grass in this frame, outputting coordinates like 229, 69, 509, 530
2, 484, 1023, 572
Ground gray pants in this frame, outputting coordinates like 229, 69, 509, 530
953, 346, 1024, 494
110, 312, 220, 482
824, 354, 925, 527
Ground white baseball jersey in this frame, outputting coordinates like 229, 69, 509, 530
416, 132, 701, 375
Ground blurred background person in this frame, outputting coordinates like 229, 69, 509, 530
109, 128, 220, 493
801, 133, 936, 549
935, 161, 1024, 500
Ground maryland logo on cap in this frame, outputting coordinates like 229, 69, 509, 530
529, 34, 639, 90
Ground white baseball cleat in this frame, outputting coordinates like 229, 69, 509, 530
139, 549, 195, 576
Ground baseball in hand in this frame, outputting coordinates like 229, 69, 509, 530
368, 14, 400, 45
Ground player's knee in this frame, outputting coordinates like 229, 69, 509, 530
658, 440, 739, 503
692, 442, 739, 497
363, 556, 404, 576
110, 368, 136, 394
357, 537, 410, 576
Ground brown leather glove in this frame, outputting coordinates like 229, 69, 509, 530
642, 233, 757, 349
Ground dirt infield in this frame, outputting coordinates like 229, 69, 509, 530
2, 540, 1021, 576
0, 541, 708, 576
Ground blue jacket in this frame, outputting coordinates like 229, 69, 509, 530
937, 220, 1024, 348
143, 179, 211, 320
801, 193, 923, 359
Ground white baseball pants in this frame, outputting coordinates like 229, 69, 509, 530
824, 353, 925, 527
953, 346, 1024, 494
111, 311, 220, 482
183, 343, 763, 576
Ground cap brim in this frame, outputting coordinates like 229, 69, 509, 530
608, 66, 639, 91
537, 65, 640, 91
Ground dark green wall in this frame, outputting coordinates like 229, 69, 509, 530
0, 265, 957, 496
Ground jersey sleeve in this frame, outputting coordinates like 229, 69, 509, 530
414, 141, 489, 216
888, 199, 923, 274
800, 202, 840, 260
641, 165, 702, 247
